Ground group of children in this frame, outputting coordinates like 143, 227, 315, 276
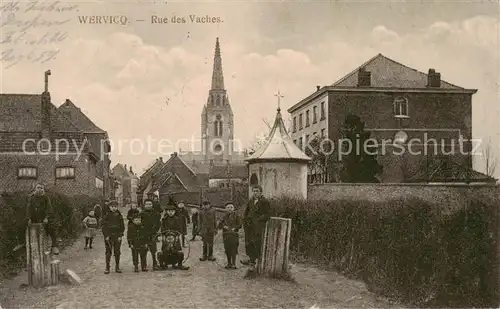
81, 198, 243, 273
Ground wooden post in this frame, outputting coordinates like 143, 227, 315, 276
25, 223, 48, 288
49, 260, 60, 285
257, 217, 292, 280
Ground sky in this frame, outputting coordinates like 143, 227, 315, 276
1, 0, 499, 177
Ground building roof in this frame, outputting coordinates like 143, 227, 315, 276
332, 53, 463, 89
0, 94, 89, 152
58, 99, 105, 133
112, 163, 136, 179
139, 158, 165, 190
246, 108, 311, 163
0, 94, 81, 132
406, 159, 496, 183
150, 153, 198, 191
288, 53, 477, 113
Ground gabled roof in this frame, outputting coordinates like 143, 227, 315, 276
407, 159, 496, 183
0, 94, 81, 132
139, 158, 165, 190
331, 53, 463, 89
150, 153, 198, 190
112, 163, 131, 179
152, 172, 188, 191
246, 108, 311, 163
209, 164, 248, 179
58, 99, 105, 133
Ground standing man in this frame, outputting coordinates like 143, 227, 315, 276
26, 183, 59, 255
243, 185, 271, 272
141, 199, 161, 271
176, 201, 190, 247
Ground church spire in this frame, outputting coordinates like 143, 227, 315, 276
211, 37, 225, 90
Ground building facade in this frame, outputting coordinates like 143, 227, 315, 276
0, 73, 111, 196
288, 54, 487, 183
112, 163, 139, 206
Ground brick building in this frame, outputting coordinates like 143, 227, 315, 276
0, 71, 113, 195
111, 163, 138, 207
288, 54, 494, 183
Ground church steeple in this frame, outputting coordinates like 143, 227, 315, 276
211, 37, 225, 90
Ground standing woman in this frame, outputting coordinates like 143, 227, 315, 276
176, 201, 190, 247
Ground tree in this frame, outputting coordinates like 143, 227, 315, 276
304, 136, 340, 183
339, 114, 382, 183
246, 117, 292, 156
483, 137, 497, 177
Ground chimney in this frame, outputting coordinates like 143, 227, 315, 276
316, 85, 321, 91
159, 157, 163, 162
427, 68, 441, 87
129, 166, 133, 173
171, 152, 177, 157
357, 67, 371, 87
41, 70, 52, 139
124, 164, 127, 170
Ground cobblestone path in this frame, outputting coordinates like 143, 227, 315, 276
1, 213, 399, 309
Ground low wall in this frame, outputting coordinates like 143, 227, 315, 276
308, 183, 500, 214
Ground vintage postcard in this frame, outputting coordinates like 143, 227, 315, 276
0, 0, 499, 308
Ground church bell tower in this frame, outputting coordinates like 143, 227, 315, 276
201, 38, 234, 163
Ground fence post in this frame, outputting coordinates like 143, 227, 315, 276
25, 223, 48, 288
257, 217, 292, 280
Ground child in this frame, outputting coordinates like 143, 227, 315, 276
199, 199, 217, 261
190, 208, 200, 241
102, 201, 125, 274
127, 203, 140, 225
161, 203, 182, 234
141, 199, 161, 271
176, 201, 190, 247
127, 216, 148, 272
83, 210, 98, 250
218, 202, 242, 269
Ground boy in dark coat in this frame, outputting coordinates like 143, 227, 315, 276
26, 183, 59, 254
126, 203, 140, 225
243, 185, 271, 271
218, 202, 242, 269
157, 204, 189, 270
102, 201, 125, 274
127, 215, 148, 272
176, 201, 190, 247
199, 199, 217, 261
190, 208, 200, 241
141, 199, 161, 271
160, 204, 182, 234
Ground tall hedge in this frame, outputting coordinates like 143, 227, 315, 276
0, 191, 100, 277
270, 196, 498, 308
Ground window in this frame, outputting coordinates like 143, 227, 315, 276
293, 139, 297, 145
321, 128, 325, 138
320, 102, 325, 120
305, 134, 309, 143
18, 166, 37, 179
298, 137, 303, 149
293, 117, 297, 132
214, 115, 223, 137
306, 110, 310, 127
55, 166, 75, 179
394, 97, 409, 117
95, 177, 103, 189
313, 106, 317, 123
299, 113, 303, 129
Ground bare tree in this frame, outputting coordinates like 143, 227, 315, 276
483, 137, 497, 177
